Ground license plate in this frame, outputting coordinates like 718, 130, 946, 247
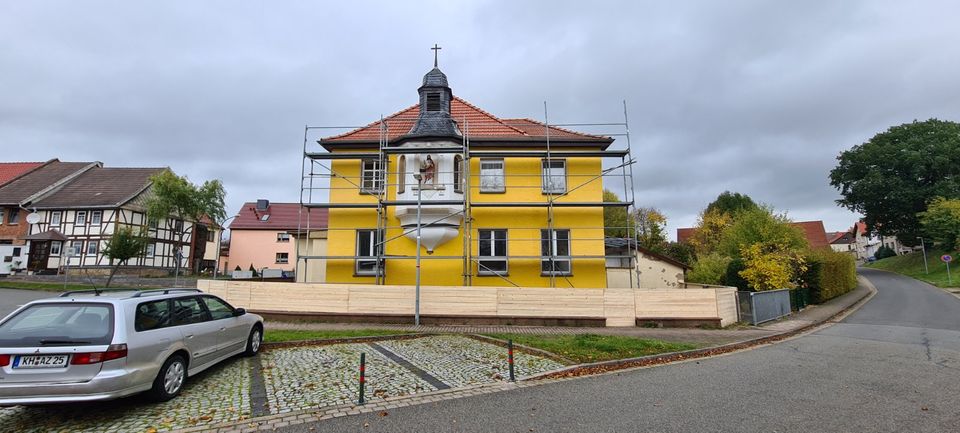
13, 355, 70, 369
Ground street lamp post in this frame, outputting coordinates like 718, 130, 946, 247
213, 215, 239, 280
413, 171, 424, 326
920, 237, 929, 275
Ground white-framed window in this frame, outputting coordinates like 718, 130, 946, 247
541, 159, 566, 194
86, 240, 98, 256
360, 159, 384, 194
69, 240, 83, 257
355, 229, 383, 276
0, 208, 4, 225
397, 155, 406, 194
479, 159, 505, 193
478, 229, 508, 275
277, 232, 291, 242
173, 219, 183, 232
148, 218, 158, 233
50, 241, 62, 256
8, 208, 19, 224
453, 155, 464, 193
275, 252, 289, 264
606, 251, 633, 269
541, 229, 571, 275
76, 211, 87, 225
145, 243, 156, 257
51, 211, 62, 226
90, 210, 102, 225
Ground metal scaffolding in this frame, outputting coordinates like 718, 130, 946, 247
296, 101, 639, 288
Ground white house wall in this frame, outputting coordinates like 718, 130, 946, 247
29, 207, 195, 270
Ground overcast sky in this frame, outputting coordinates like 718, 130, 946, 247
3, 0, 959, 239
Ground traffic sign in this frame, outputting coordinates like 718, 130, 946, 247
942, 254, 953, 263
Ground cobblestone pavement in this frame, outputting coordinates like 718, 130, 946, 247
0, 336, 563, 432
379, 335, 564, 386
261, 343, 435, 414
0, 357, 252, 432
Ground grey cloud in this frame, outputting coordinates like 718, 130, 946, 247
2, 0, 958, 240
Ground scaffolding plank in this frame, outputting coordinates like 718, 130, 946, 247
469, 150, 629, 158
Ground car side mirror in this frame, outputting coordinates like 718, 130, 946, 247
233, 308, 246, 317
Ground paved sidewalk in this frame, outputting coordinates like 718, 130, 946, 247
181, 279, 874, 433
266, 280, 874, 347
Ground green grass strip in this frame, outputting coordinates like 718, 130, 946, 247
483, 333, 696, 364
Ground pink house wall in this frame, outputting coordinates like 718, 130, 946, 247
227, 230, 296, 273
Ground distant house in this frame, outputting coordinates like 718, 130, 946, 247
0, 159, 213, 275
827, 231, 857, 256
676, 220, 830, 249
604, 238, 689, 288
227, 200, 328, 281
850, 220, 910, 261
0, 160, 98, 274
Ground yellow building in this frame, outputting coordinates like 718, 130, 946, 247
303, 64, 633, 288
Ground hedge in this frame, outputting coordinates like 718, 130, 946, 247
801, 249, 857, 303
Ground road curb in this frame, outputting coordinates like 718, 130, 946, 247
526, 278, 877, 381
170, 278, 878, 433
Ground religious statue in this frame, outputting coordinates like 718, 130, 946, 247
420, 155, 436, 188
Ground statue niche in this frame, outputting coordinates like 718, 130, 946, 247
418, 155, 439, 189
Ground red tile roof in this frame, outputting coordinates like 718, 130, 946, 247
793, 220, 829, 249
320, 96, 611, 147
229, 202, 328, 231
676, 220, 830, 249
0, 162, 44, 186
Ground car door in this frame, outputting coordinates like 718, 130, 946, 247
199, 295, 248, 357
169, 296, 218, 372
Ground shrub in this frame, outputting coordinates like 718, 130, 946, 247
802, 249, 857, 303
686, 252, 731, 285
874, 245, 897, 260
234, 265, 242, 271
248, 263, 258, 278
738, 243, 806, 291
723, 258, 750, 291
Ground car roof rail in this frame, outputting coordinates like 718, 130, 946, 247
129, 288, 203, 298
59, 288, 139, 297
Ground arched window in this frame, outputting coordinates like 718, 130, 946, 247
398, 155, 406, 194
453, 155, 463, 193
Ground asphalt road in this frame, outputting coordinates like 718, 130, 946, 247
0, 288, 54, 318
283, 268, 960, 433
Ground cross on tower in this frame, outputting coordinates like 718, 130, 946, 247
431, 44, 442, 68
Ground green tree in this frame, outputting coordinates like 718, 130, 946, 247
101, 226, 149, 287
705, 191, 758, 216
602, 189, 633, 238
830, 119, 960, 245
919, 197, 960, 250
662, 241, 696, 266
717, 207, 808, 259
633, 207, 668, 252
145, 170, 226, 274
689, 209, 733, 255
686, 252, 731, 285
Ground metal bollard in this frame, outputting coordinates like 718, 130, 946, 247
358, 352, 366, 405
508, 339, 515, 382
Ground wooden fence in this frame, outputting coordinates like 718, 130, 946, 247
197, 280, 738, 327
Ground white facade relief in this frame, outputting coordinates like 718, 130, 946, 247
393, 141, 464, 253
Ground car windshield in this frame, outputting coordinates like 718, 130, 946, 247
0, 303, 114, 347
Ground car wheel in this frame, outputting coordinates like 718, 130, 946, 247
244, 325, 263, 357
149, 354, 187, 402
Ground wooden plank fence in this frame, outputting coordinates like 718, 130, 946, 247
197, 280, 739, 327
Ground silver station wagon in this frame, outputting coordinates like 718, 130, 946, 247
0, 288, 263, 405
